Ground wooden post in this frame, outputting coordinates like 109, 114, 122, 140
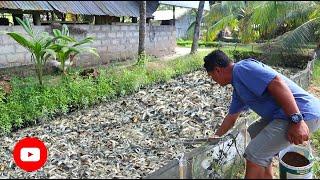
51, 12, 56, 21
132, 17, 137, 23
32, 12, 41, 25
173, 6, 175, 26
46, 12, 50, 21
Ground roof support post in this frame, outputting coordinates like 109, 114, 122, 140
32, 12, 41, 25
173, 5, 175, 26
132, 17, 137, 23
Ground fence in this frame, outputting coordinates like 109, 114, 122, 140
145, 56, 317, 179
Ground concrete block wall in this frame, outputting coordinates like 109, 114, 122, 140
0, 24, 176, 69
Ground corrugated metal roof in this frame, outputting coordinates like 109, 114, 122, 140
159, 1, 210, 11
0, 1, 159, 17
79, 1, 105, 15
48, 1, 91, 15
146, 1, 159, 17
0, 1, 53, 11
93, 1, 157, 17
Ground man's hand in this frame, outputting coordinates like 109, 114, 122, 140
287, 120, 310, 145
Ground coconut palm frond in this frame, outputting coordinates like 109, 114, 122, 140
206, 2, 225, 22
221, 1, 246, 13
207, 14, 237, 40
274, 17, 320, 52
249, 2, 279, 33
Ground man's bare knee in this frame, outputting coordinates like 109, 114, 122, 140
245, 159, 266, 179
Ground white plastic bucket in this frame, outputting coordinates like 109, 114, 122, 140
279, 144, 314, 179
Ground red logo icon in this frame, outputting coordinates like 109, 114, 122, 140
13, 137, 48, 172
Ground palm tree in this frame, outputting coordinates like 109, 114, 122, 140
203, 1, 319, 52
191, 1, 205, 54
138, 1, 146, 63
4, 17, 70, 86
50, 24, 99, 74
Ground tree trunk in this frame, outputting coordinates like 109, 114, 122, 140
138, 1, 146, 58
190, 1, 205, 54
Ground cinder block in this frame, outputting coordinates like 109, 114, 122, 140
102, 25, 111, 31
15, 44, 28, 53
133, 32, 139, 37
1, 45, 15, 54
1, 35, 16, 45
116, 32, 124, 38
108, 32, 116, 38
0, 54, 7, 64
121, 25, 128, 31
111, 25, 121, 31
93, 26, 101, 31
96, 32, 106, 38
129, 25, 137, 31
7, 53, 25, 63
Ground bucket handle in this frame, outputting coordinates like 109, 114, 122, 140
305, 140, 316, 161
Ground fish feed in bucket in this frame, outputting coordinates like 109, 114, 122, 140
279, 144, 314, 179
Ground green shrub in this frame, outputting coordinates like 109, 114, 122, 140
177, 40, 222, 48
229, 50, 263, 62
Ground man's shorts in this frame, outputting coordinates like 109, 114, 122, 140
243, 118, 320, 167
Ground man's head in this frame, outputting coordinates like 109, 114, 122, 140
203, 50, 233, 86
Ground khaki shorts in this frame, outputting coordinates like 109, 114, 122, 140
243, 118, 320, 167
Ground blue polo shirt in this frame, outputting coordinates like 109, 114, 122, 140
229, 58, 320, 121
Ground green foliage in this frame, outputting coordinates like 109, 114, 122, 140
312, 59, 320, 84
50, 24, 99, 74
312, 129, 320, 178
224, 158, 246, 179
311, 60, 320, 178
0, 51, 211, 134
4, 17, 99, 86
4, 17, 58, 86
177, 39, 222, 48
230, 50, 263, 62
203, 1, 320, 50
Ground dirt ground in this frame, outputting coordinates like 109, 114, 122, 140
308, 84, 320, 98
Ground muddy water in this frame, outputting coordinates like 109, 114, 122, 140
282, 152, 310, 167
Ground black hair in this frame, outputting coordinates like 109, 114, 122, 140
203, 50, 232, 72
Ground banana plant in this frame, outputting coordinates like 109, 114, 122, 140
4, 17, 72, 86
50, 24, 99, 74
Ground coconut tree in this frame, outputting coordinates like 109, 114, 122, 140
4, 17, 72, 86
191, 1, 205, 54
202, 1, 320, 52
138, 1, 146, 64
50, 24, 99, 74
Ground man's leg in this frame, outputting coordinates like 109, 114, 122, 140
244, 119, 320, 179
245, 118, 271, 179
265, 164, 273, 178
245, 160, 273, 179
245, 159, 265, 179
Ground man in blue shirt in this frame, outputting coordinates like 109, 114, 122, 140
203, 50, 320, 178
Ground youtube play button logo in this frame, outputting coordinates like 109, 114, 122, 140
20, 148, 40, 162
13, 137, 48, 172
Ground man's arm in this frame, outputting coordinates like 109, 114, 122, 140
267, 75, 309, 145
213, 112, 241, 137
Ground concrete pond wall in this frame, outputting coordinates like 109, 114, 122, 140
0, 23, 176, 70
